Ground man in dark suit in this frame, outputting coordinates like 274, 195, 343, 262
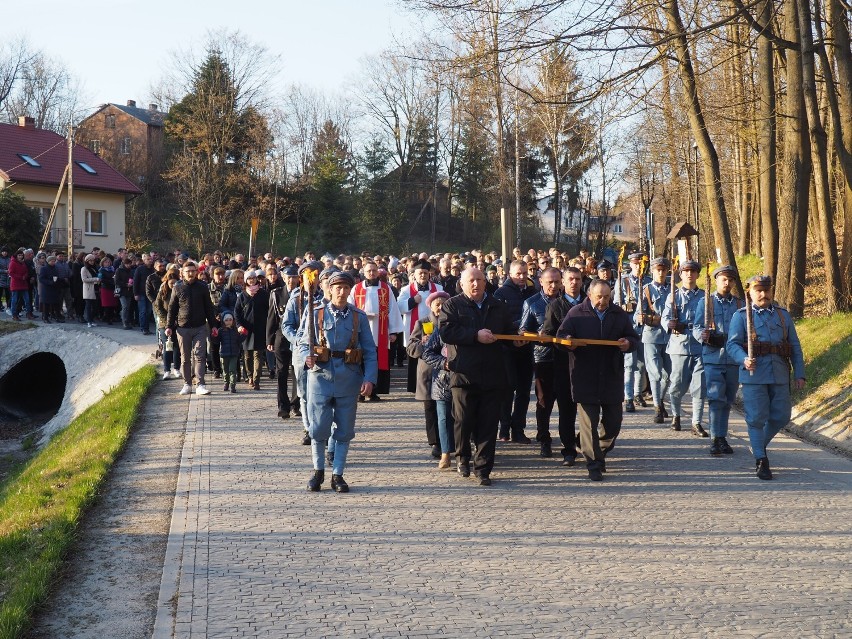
557, 280, 639, 481
439, 267, 519, 487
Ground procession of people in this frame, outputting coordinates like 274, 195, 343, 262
5, 243, 806, 489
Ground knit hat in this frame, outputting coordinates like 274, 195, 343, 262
221, 311, 234, 322
426, 291, 450, 306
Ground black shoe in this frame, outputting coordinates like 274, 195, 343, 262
588, 468, 603, 482
307, 469, 324, 491
624, 399, 636, 413
326, 449, 335, 466
223, 383, 230, 392
457, 460, 471, 478
540, 441, 553, 458
670, 416, 681, 431
278, 409, 290, 420
692, 423, 709, 438
301, 432, 311, 446
253, 381, 260, 390
654, 406, 665, 424
600, 460, 607, 473
710, 438, 723, 456
511, 432, 532, 444
331, 474, 349, 493
756, 457, 773, 480
214, 371, 222, 379
718, 437, 733, 454
476, 474, 492, 486
430, 444, 441, 459
368, 394, 382, 402
292, 408, 302, 418
230, 384, 236, 393
269, 370, 275, 379
637, 396, 648, 408
562, 455, 576, 467
358, 395, 366, 403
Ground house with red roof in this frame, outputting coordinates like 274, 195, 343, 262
0, 116, 142, 254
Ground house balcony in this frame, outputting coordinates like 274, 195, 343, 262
45, 227, 83, 249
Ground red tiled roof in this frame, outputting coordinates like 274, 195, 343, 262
0, 122, 142, 195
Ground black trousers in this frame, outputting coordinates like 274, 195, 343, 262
452, 386, 502, 476
534, 361, 578, 458
272, 341, 292, 412
577, 403, 622, 470
424, 399, 439, 446
499, 346, 534, 437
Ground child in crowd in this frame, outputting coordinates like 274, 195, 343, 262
218, 311, 243, 393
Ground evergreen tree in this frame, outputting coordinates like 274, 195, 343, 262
0, 190, 41, 250
305, 120, 355, 252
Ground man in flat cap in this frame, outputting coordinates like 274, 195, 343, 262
299, 270, 377, 493
726, 275, 805, 480
615, 251, 650, 412
693, 265, 742, 455
662, 260, 707, 436
283, 261, 324, 443
636, 257, 672, 423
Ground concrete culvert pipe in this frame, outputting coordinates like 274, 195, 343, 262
0, 352, 67, 427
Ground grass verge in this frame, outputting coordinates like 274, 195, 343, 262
792, 312, 852, 424
0, 322, 35, 336
0, 364, 157, 639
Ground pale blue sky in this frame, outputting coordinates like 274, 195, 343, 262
4, 0, 417, 109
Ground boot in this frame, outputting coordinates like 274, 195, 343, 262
540, 441, 553, 458
670, 416, 682, 431
438, 453, 451, 470
624, 399, 636, 413
692, 423, 709, 438
307, 469, 325, 491
756, 457, 773, 480
330, 474, 349, 493
230, 383, 236, 393
654, 406, 665, 424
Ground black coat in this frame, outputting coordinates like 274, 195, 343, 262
235, 289, 270, 351
556, 298, 639, 405
439, 293, 514, 390
266, 287, 292, 350
541, 292, 586, 370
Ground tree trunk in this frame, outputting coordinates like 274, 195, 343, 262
776, 0, 810, 316
756, 0, 778, 280
797, 0, 844, 312
663, 0, 738, 273
826, 0, 852, 304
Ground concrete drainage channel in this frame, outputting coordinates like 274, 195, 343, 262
0, 325, 151, 466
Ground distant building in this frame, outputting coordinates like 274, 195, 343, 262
76, 100, 166, 187
0, 117, 142, 254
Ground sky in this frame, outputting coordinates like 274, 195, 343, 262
3, 0, 420, 113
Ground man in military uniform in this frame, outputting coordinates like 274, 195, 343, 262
593, 259, 616, 292
693, 265, 741, 455
727, 275, 805, 480
637, 257, 671, 423
300, 271, 377, 493
615, 252, 650, 412
268, 264, 298, 420
662, 260, 707, 436
282, 261, 324, 444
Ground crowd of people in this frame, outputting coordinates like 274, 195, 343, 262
0, 244, 806, 488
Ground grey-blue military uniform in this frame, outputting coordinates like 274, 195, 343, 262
297, 301, 378, 476
662, 286, 706, 425
637, 279, 671, 411
726, 302, 805, 464
693, 292, 742, 440
616, 271, 649, 401
282, 286, 324, 434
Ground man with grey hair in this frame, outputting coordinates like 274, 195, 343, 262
557, 280, 639, 481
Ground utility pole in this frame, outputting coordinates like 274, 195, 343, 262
67, 125, 74, 258
514, 86, 521, 252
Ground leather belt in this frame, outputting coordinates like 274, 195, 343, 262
331, 350, 347, 358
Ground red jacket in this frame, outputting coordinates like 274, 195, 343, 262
8, 257, 30, 291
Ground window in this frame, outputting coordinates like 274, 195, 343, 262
613, 224, 623, 234
77, 161, 97, 174
119, 137, 131, 155
90, 140, 100, 155
18, 153, 41, 167
85, 210, 106, 235
105, 114, 115, 128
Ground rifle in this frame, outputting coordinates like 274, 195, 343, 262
704, 261, 715, 341
617, 245, 626, 306
302, 268, 318, 365
744, 282, 754, 376
669, 249, 679, 332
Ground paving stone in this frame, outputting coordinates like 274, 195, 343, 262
152, 369, 852, 638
